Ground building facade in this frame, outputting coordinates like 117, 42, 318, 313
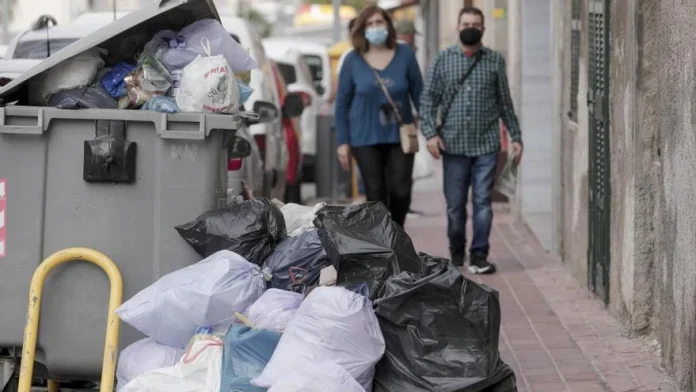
553, 0, 696, 390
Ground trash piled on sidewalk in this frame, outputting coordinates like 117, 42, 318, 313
314, 203, 423, 300
16, 17, 258, 113
115, 198, 518, 391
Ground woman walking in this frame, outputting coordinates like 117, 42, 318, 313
335, 5, 424, 226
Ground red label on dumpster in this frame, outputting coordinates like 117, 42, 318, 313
0, 178, 5, 258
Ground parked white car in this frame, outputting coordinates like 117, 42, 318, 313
71, 11, 130, 25
262, 38, 332, 103
0, 59, 40, 80
222, 15, 287, 200
5, 24, 104, 60
262, 41, 320, 183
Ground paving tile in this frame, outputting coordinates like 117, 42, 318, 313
529, 382, 570, 392
567, 381, 607, 392
523, 367, 562, 384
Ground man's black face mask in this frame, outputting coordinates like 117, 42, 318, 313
459, 28, 483, 46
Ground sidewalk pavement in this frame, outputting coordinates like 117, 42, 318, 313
406, 171, 677, 392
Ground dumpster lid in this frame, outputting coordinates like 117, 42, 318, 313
0, 0, 220, 101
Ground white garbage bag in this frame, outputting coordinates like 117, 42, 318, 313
144, 19, 258, 73
412, 132, 434, 181
252, 286, 385, 391
28, 47, 105, 105
116, 338, 184, 390
268, 362, 365, 392
244, 289, 304, 333
281, 202, 326, 237
176, 38, 240, 114
120, 333, 222, 392
116, 250, 266, 349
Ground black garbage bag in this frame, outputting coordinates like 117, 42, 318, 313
262, 229, 334, 293
372, 253, 517, 392
175, 197, 286, 265
49, 85, 118, 109
313, 202, 422, 300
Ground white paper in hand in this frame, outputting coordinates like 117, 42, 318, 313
495, 148, 518, 200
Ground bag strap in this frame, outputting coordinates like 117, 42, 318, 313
371, 68, 405, 126
439, 50, 484, 130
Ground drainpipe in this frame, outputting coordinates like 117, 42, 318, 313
507, 0, 523, 220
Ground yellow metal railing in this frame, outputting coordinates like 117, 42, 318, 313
17, 248, 123, 392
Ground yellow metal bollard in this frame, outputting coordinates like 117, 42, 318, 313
47, 380, 59, 392
17, 248, 123, 392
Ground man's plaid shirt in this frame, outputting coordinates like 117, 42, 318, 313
420, 45, 522, 157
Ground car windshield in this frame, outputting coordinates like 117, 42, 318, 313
302, 54, 323, 83
12, 38, 79, 59
276, 62, 297, 85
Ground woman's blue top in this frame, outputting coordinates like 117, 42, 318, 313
335, 44, 423, 147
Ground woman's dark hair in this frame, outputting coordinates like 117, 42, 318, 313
351, 5, 397, 54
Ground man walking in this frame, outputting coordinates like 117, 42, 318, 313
420, 7, 523, 274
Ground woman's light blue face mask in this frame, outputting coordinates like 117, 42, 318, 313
365, 27, 389, 45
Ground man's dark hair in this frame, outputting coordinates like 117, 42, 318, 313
458, 6, 485, 25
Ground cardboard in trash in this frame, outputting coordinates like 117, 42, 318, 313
319, 265, 337, 286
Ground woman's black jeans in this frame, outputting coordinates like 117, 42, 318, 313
351, 143, 414, 226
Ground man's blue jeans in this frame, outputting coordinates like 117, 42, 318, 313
443, 152, 498, 257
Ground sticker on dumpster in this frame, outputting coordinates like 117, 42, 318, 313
0, 178, 5, 258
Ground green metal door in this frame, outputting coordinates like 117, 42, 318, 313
587, 0, 611, 304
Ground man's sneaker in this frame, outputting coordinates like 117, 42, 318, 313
451, 251, 465, 267
467, 254, 497, 274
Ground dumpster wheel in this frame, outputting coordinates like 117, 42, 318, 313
16, 248, 123, 392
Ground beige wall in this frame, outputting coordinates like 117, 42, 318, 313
438, 0, 461, 50
556, 0, 696, 390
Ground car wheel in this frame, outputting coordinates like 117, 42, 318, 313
284, 182, 302, 204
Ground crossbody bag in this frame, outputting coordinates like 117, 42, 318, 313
371, 68, 420, 155
437, 50, 484, 133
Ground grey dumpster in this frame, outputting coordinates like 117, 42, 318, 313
0, 0, 244, 382
314, 114, 352, 202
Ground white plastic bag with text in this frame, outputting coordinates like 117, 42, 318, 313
176, 38, 240, 114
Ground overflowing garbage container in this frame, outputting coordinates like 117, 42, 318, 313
0, 0, 276, 386
0, 0, 518, 390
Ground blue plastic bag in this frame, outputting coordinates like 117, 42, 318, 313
220, 324, 281, 392
101, 62, 137, 98
238, 80, 254, 104
141, 96, 179, 113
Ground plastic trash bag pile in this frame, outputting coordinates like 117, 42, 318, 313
31, 18, 256, 113
115, 198, 518, 392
